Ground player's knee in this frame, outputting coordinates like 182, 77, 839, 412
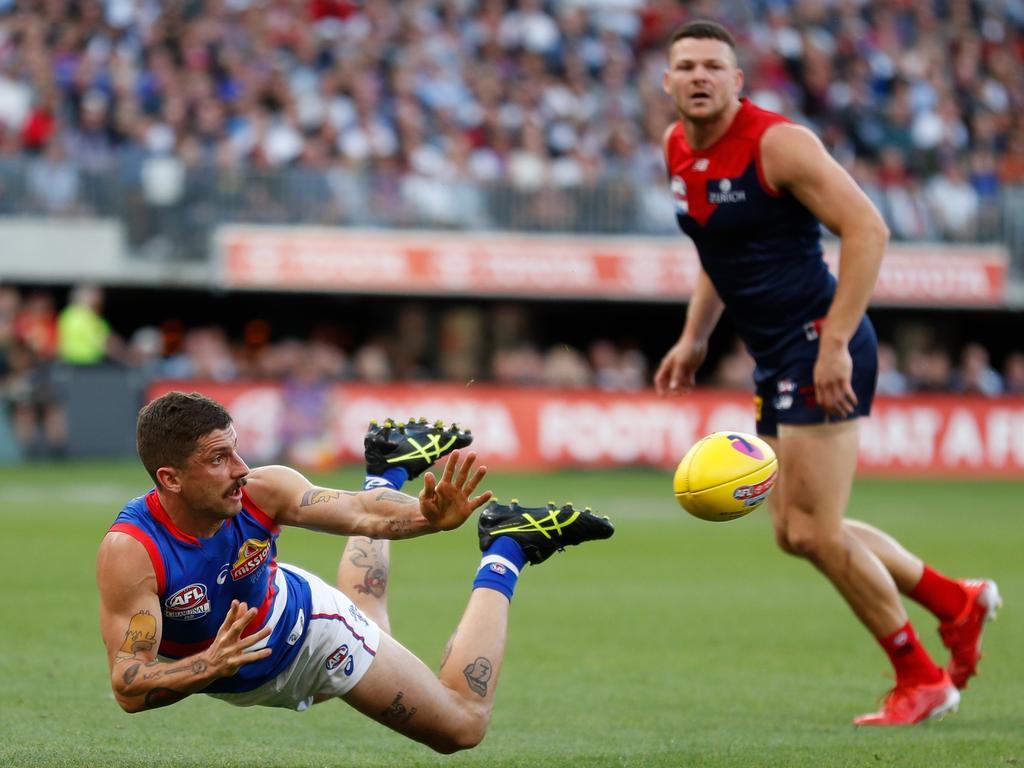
426, 713, 488, 754
777, 519, 838, 563
773, 518, 804, 557
774, 526, 800, 557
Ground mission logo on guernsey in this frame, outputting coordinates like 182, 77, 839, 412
231, 538, 272, 580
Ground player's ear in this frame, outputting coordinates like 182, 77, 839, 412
156, 465, 182, 493
734, 66, 744, 93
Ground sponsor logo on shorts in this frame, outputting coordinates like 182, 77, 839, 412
707, 177, 746, 204
325, 643, 350, 672
164, 583, 211, 621
231, 538, 271, 580
348, 604, 369, 628
774, 395, 794, 411
287, 609, 305, 646
733, 471, 777, 506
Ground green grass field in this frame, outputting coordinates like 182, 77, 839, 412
1, 461, 1020, 768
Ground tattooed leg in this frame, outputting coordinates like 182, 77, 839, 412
341, 589, 510, 753
337, 536, 391, 633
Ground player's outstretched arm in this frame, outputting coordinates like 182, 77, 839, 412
251, 452, 492, 539
655, 267, 724, 395
97, 532, 272, 713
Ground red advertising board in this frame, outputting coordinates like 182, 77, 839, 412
147, 381, 1024, 477
218, 227, 1008, 307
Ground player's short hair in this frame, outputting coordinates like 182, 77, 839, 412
669, 20, 737, 54
137, 391, 232, 483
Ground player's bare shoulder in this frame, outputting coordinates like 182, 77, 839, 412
759, 122, 830, 191
97, 529, 157, 598
662, 120, 681, 155
241, 464, 314, 519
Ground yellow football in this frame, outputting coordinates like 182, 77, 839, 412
673, 431, 778, 522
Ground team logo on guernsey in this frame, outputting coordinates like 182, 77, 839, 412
670, 175, 688, 214
165, 583, 211, 621
707, 177, 747, 204
230, 538, 271, 580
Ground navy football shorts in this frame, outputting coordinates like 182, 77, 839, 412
753, 316, 877, 437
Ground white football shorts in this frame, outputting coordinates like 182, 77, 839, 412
210, 563, 381, 711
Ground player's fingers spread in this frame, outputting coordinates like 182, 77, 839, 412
463, 465, 487, 496
219, 599, 241, 630
470, 490, 494, 510
455, 452, 477, 486
421, 471, 436, 496
233, 647, 273, 669
441, 450, 459, 483
229, 606, 258, 637
240, 624, 273, 648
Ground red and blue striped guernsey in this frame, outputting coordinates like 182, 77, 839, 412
109, 489, 312, 694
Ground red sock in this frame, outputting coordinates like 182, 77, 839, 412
908, 565, 968, 623
877, 622, 944, 686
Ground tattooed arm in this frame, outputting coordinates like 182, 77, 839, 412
244, 453, 492, 538
96, 532, 272, 713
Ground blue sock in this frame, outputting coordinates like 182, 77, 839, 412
363, 466, 408, 491
473, 537, 527, 602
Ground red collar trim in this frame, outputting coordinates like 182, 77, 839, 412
145, 490, 201, 546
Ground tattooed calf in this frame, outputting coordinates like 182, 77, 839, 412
463, 657, 492, 697
380, 691, 417, 724
348, 539, 388, 598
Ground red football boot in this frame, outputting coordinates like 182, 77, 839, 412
854, 672, 960, 726
939, 579, 1002, 689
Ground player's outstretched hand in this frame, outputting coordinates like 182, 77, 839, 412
655, 338, 707, 395
419, 450, 492, 532
201, 600, 273, 679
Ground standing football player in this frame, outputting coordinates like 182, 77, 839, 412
655, 20, 1000, 725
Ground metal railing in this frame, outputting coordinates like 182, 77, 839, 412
0, 156, 1017, 264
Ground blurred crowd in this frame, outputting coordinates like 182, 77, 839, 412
0, 1, 1021, 240
3, 283, 1023, 458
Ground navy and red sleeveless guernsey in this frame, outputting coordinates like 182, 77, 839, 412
109, 489, 311, 694
665, 98, 834, 362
